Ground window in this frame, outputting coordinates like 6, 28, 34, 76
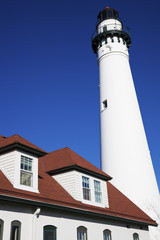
0, 219, 4, 240
133, 233, 139, 240
10, 220, 21, 240
77, 226, 87, 240
102, 100, 107, 110
43, 225, 56, 240
20, 155, 33, 186
103, 229, 112, 240
82, 176, 91, 200
94, 180, 102, 203
103, 26, 107, 32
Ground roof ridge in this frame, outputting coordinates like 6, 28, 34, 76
48, 147, 70, 155
65, 147, 78, 164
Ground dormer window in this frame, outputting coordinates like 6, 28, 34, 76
82, 176, 91, 200
94, 180, 102, 203
53, 171, 109, 208
20, 155, 33, 187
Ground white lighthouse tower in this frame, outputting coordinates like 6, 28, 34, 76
92, 7, 160, 240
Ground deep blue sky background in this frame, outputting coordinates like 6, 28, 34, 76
0, 0, 160, 191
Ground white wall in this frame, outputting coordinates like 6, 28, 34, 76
0, 202, 33, 240
0, 151, 16, 183
0, 150, 39, 193
0, 201, 151, 240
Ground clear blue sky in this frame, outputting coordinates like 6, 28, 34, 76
0, 0, 160, 191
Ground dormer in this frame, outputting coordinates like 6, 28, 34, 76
40, 147, 111, 208
53, 170, 109, 208
0, 135, 46, 193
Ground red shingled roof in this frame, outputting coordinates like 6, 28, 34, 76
0, 136, 157, 226
40, 147, 111, 179
0, 135, 6, 140
0, 169, 156, 226
0, 134, 46, 153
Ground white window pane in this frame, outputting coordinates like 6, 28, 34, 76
94, 180, 102, 203
82, 176, 91, 200
20, 171, 33, 186
20, 156, 33, 172
94, 180, 101, 191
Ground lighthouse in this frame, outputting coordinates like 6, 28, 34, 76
92, 7, 160, 240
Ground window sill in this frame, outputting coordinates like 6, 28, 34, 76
13, 184, 39, 193
81, 199, 107, 208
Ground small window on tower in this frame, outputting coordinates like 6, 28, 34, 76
102, 100, 108, 110
103, 26, 107, 32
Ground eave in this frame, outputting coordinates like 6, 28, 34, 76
47, 164, 112, 181
0, 193, 157, 227
0, 142, 47, 157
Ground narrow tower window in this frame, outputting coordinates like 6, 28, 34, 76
103, 26, 107, 32
102, 100, 108, 110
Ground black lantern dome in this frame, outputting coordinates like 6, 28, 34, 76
97, 7, 120, 25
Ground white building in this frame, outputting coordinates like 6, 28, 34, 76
0, 134, 157, 240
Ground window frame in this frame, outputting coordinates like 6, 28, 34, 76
102, 99, 108, 110
133, 233, 139, 240
82, 176, 91, 201
0, 219, 4, 240
94, 180, 102, 203
20, 155, 33, 187
103, 229, 112, 240
43, 225, 57, 240
77, 226, 87, 240
10, 220, 21, 240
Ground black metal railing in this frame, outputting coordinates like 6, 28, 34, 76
91, 24, 131, 53
91, 24, 130, 42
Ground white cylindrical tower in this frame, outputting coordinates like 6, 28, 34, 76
92, 7, 160, 240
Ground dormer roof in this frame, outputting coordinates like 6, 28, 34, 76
39, 147, 112, 181
0, 134, 47, 157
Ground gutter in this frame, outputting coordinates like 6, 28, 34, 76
0, 194, 157, 227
